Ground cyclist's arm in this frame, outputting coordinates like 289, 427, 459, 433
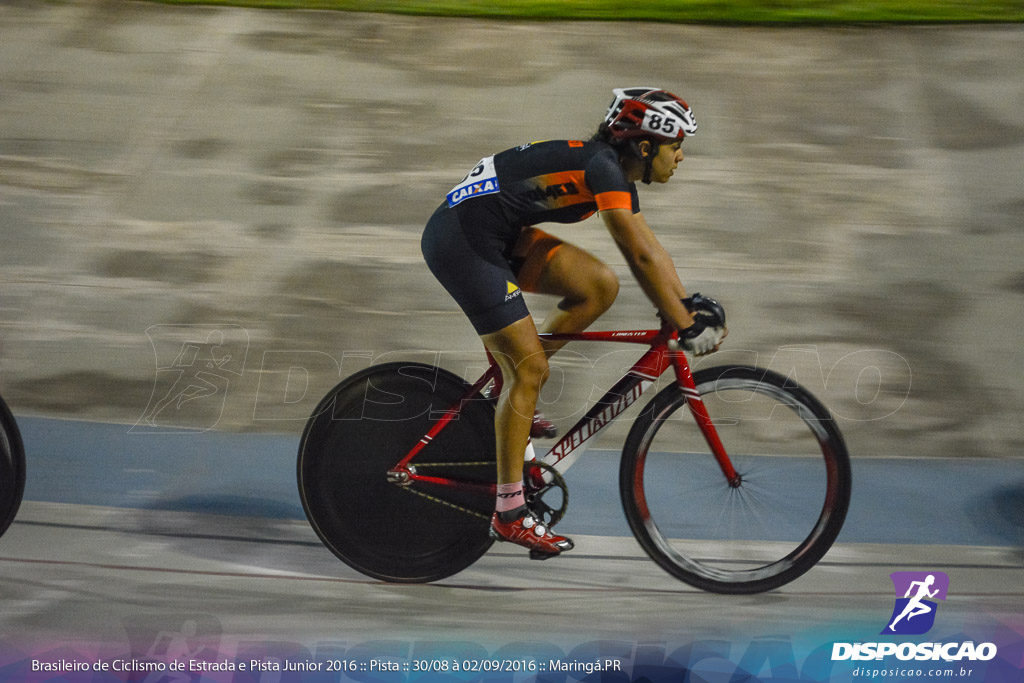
600, 208, 697, 332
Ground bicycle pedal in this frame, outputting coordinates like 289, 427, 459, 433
528, 549, 560, 561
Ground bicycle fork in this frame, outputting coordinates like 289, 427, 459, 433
670, 351, 742, 488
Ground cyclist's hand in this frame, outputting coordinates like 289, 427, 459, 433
672, 292, 727, 355
677, 322, 727, 356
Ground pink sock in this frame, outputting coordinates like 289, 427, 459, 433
495, 481, 525, 514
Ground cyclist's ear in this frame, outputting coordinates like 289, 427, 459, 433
636, 140, 652, 158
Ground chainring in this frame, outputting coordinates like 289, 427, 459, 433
523, 460, 569, 528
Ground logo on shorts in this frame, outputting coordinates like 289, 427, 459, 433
505, 281, 521, 302
882, 571, 949, 635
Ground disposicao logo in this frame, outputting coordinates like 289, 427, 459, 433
882, 571, 948, 635
831, 570, 998, 663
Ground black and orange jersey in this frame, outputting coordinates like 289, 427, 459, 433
446, 140, 639, 233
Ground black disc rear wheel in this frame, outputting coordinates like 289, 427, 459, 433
0, 394, 26, 539
298, 362, 496, 583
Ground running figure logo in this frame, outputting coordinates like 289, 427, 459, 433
882, 571, 949, 635
133, 325, 249, 433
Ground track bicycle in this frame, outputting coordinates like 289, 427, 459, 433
0, 392, 26, 539
297, 296, 851, 594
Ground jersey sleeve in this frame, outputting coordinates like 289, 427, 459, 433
585, 147, 641, 214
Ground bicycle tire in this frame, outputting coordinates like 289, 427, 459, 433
0, 393, 26, 539
620, 364, 851, 594
297, 362, 496, 583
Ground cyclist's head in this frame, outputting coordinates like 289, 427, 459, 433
593, 87, 696, 183
602, 87, 697, 143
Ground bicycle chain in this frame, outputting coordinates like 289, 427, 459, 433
390, 460, 570, 527
396, 485, 491, 520
392, 462, 492, 521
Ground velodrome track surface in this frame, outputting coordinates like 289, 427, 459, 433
0, 416, 1022, 673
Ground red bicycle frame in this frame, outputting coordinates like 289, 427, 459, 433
387, 319, 740, 492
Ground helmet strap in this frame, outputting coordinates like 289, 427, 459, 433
642, 155, 654, 185
633, 140, 659, 185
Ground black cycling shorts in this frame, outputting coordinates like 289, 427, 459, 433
421, 202, 530, 336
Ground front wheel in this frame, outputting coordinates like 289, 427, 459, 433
620, 364, 851, 594
0, 394, 26, 539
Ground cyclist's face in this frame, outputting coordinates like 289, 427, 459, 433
650, 141, 684, 183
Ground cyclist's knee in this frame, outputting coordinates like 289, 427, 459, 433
591, 264, 620, 312
511, 351, 549, 393
569, 265, 618, 316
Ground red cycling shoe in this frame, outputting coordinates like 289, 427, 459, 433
490, 508, 574, 559
531, 412, 558, 440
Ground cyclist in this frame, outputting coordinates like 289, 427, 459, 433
421, 87, 726, 558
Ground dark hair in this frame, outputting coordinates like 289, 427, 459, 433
592, 122, 662, 184
593, 122, 664, 159
591, 121, 615, 144
592, 121, 622, 147
592, 122, 654, 159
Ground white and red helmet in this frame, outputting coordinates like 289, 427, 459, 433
604, 87, 697, 142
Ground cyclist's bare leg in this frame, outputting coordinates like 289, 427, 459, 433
513, 228, 619, 357
481, 316, 573, 556
480, 316, 549, 484
535, 244, 618, 353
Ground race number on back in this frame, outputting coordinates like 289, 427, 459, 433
447, 156, 500, 207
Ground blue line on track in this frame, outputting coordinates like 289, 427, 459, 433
15, 416, 1024, 546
